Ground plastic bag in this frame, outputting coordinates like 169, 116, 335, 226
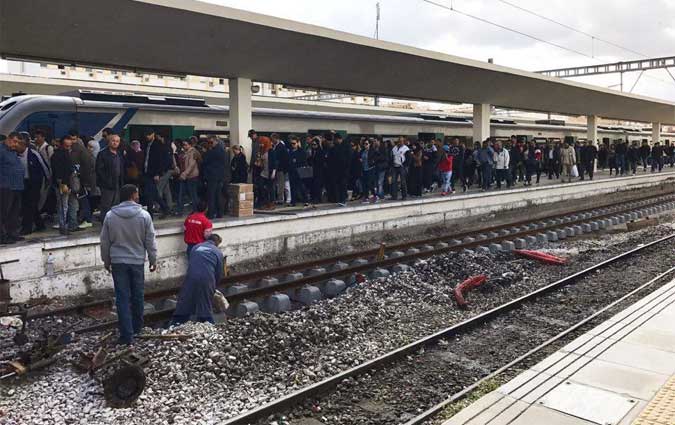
571, 164, 579, 177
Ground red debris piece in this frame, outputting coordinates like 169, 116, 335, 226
354, 273, 367, 284
514, 249, 567, 265
453, 274, 488, 309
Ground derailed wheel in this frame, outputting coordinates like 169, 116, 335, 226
103, 364, 146, 408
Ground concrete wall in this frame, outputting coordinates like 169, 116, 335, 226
2, 172, 674, 302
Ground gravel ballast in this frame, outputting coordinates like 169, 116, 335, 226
1, 221, 675, 425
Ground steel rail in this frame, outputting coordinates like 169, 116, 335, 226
403, 259, 675, 425
27, 190, 675, 320
69, 195, 675, 335
214, 232, 675, 425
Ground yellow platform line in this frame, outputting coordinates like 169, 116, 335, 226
633, 375, 675, 425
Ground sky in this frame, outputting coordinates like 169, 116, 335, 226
200, 0, 675, 101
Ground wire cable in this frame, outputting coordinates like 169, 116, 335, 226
421, 0, 675, 89
496, 0, 648, 58
420, 0, 595, 59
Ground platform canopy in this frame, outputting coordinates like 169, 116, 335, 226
2, 0, 675, 124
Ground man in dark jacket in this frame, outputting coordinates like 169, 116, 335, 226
639, 141, 651, 172
627, 141, 640, 175
448, 138, 465, 192
142, 129, 170, 217
327, 133, 351, 206
201, 136, 226, 219
652, 142, 664, 173
288, 136, 309, 206
17, 137, 49, 235
580, 142, 598, 180
615, 141, 627, 176
51, 135, 79, 234
96, 134, 125, 220
0, 133, 25, 244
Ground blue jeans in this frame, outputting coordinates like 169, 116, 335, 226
441, 171, 452, 192
377, 170, 386, 197
111, 263, 145, 343
177, 178, 199, 214
615, 154, 626, 175
480, 163, 492, 190
56, 191, 78, 230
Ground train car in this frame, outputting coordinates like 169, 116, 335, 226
0, 92, 672, 145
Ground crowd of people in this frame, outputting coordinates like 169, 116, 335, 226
0, 128, 248, 244
1, 128, 673, 245
250, 132, 675, 209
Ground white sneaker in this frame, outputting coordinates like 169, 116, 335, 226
52, 224, 60, 230
78, 221, 93, 229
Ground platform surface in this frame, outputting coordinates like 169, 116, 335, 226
443, 275, 675, 425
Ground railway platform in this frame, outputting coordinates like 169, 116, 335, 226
442, 274, 675, 425
1, 170, 674, 303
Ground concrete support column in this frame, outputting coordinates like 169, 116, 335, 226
653, 122, 661, 145
587, 115, 598, 146
228, 77, 253, 160
473, 103, 491, 143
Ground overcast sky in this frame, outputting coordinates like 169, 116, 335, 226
202, 0, 675, 101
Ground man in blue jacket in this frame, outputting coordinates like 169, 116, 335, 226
0, 132, 25, 244
171, 233, 224, 325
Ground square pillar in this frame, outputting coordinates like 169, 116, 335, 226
653, 122, 661, 145
587, 115, 598, 146
228, 77, 253, 160
473, 103, 491, 143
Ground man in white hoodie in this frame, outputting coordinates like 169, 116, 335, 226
100, 184, 157, 344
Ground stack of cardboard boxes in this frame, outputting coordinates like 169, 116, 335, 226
227, 183, 254, 217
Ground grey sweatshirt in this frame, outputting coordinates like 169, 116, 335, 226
100, 201, 158, 267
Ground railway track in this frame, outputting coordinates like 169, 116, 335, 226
20, 190, 675, 336
221, 233, 675, 425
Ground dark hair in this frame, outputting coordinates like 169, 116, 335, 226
143, 128, 155, 137
120, 184, 139, 202
7, 131, 21, 140
196, 199, 208, 213
270, 133, 280, 140
290, 135, 299, 142
68, 129, 79, 138
34, 129, 45, 137
60, 135, 74, 144
207, 233, 222, 245
248, 129, 256, 136
102, 127, 113, 135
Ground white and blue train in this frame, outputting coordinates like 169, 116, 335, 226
0, 91, 670, 145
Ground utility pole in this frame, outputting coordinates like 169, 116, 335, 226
374, 2, 380, 39
374, 2, 381, 106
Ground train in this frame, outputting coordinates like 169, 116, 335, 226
0, 91, 671, 146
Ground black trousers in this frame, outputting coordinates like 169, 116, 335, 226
334, 174, 347, 204
0, 188, 22, 240
21, 179, 43, 233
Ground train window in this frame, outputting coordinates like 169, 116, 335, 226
16, 111, 76, 140
0, 101, 16, 111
